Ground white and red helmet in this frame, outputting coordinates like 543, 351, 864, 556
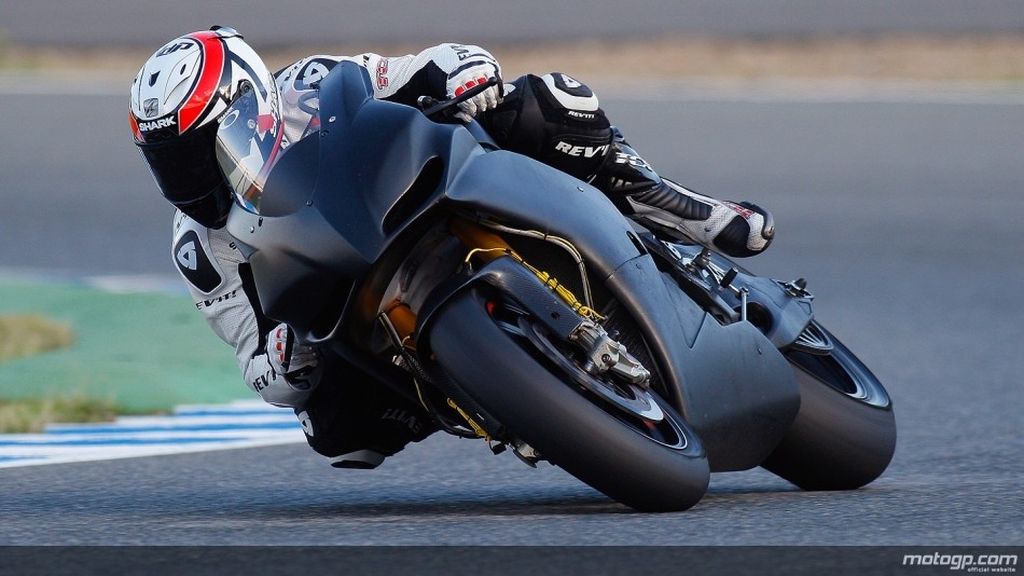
129, 26, 279, 227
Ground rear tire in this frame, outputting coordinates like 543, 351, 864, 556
761, 323, 896, 490
428, 288, 710, 512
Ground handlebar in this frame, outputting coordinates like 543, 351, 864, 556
417, 77, 500, 121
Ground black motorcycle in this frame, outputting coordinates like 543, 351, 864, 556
219, 62, 896, 512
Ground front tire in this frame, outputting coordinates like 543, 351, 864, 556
761, 322, 896, 490
428, 288, 710, 512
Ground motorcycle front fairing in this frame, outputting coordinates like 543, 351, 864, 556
225, 62, 482, 341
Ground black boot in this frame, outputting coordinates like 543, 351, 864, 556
591, 127, 775, 257
296, 360, 437, 470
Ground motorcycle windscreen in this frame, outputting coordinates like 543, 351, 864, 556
214, 88, 286, 214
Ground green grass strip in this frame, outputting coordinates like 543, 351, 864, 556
0, 280, 253, 414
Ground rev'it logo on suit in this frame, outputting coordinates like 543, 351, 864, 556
295, 58, 336, 90
173, 230, 222, 293
177, 240, 199, 270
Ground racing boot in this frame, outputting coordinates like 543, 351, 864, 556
591, 127, 775, 257
297, 368, 437, 470
325, 403, 436, 470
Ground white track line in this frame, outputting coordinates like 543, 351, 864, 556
0, 400, 304, 469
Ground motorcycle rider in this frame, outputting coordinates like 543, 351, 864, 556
130, 27, 774, 469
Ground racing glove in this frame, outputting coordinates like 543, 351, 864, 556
267, 323, 321, 391
444, 47, 503, 122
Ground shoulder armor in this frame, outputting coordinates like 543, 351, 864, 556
278, 56, 341, 92
171, 212, 227, 295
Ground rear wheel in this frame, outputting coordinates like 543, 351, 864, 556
428, 288, 709, 512
761, 322, 896, 490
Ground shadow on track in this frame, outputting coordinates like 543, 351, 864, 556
250, 490, 629, 519
238, 479, 811, 521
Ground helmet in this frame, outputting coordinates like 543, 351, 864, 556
129, 26, 280, 228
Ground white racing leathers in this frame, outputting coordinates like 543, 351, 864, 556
170, 44, 499, 408
172, 212, 309, 406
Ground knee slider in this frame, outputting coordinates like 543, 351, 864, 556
485, 73, 612, 181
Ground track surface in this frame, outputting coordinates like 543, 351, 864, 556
1, 86, 1022, 544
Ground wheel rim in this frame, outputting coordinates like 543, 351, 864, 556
492, 309, 690, 451
786, 322, 891, 409
521, 318, 665, 421
790, 320, 834, 355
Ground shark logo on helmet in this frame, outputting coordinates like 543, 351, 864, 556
138, 116, 177, 132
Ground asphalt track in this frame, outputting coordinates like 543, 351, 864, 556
0, 82, 1022, 545
5, 0, 1024, 47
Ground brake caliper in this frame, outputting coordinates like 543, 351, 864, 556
570, 321, 651, 386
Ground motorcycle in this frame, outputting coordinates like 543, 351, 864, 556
219, 62, 896, 512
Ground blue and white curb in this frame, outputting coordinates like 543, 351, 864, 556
0, 400, 305, 468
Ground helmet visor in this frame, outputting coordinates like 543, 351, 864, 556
215, 86, 284, 214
